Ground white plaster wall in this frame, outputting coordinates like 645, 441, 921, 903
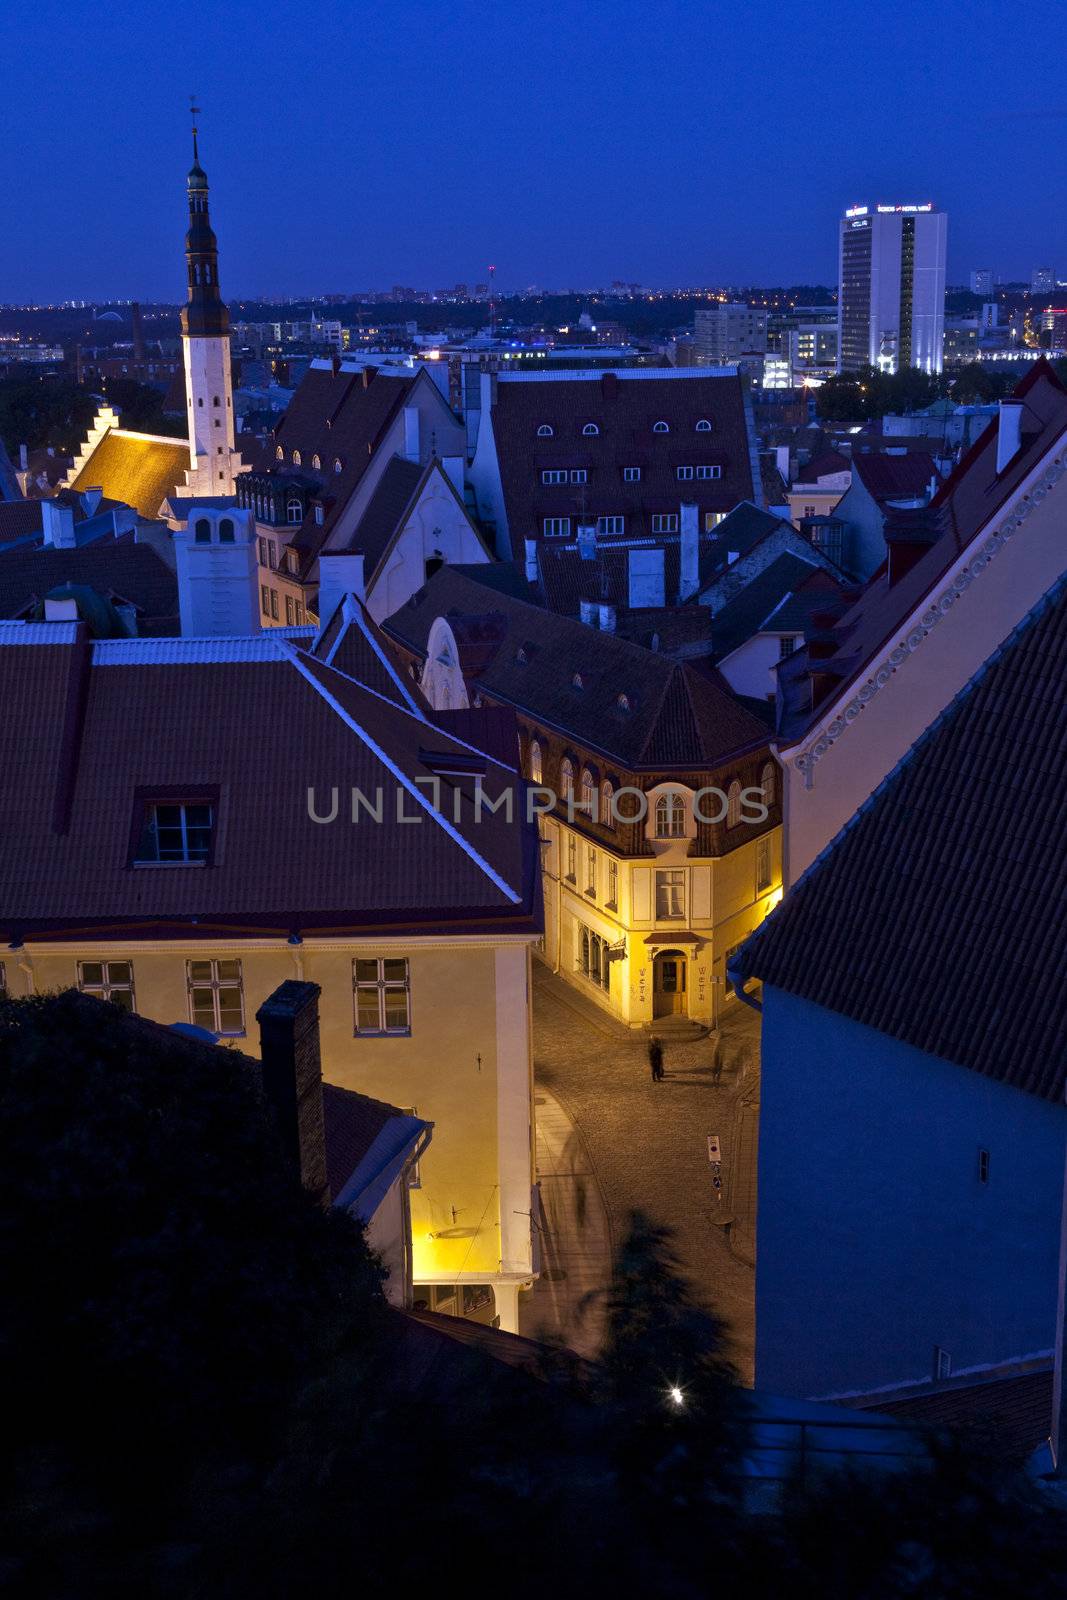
367, 475, 489, 623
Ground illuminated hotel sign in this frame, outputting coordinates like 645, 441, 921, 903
876, 203, 933, 214
845, 205, 868, 218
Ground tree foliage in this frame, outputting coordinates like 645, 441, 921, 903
814, 364, 945, 423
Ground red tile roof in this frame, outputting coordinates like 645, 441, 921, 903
737, 572, 1067, 1101
850, 450, 939, 503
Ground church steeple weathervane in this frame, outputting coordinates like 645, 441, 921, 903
181, 97, 229, 340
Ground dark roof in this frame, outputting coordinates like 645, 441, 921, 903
308, 593, 430, 715
850, 450, 938, 503
857, 1370, 1053, 1467
320, 1082, 413, 1204
68, 430, 190, 519
385, 565, 769, 770
446, 560, 540, 603
0, 618, 539, 940
737, 573, 1067, 1101
0, 501, 44, 542
796, 449, 851, 483
0, 541, 177, 624
778, 360, 1067, 747
487, 369, 758, 559
340, 455, 424, 573
700, 501, 796, 582
711, 557, 844, 659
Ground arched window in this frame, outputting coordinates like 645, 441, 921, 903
559, 757, 574, 800
529, 740, 543, 784
727, 780, 742, 827
218, 517, 235, 543
334, 457, 343, 473
582, 422, 599, 436
286, 498, 303, 525
580, 928, 590, 975
292, 449, 302, 466
311, 453, 321, 470
616, 692, 631, 712
655, 791, 686, 839
600, 779, 614, 826
695, 418, 712, 432
193, 518, 211, 544
653, 420, 669, 433
572, 671, 584, 690
536, 424, 554, 437
275, 445, 284, 460
761, 762, 776, 809
580, 767, 596, 817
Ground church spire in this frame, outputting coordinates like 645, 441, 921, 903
181, 101, 229, 340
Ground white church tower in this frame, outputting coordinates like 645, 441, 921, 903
178, 114, 244, 497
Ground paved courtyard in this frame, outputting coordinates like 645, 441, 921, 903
524, 963, 761, 1381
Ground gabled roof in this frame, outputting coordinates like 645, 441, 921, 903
384, 565, 769, 771
68, 430, 190, 519
487, 368, 758, 559
0, 622, 539, 940
795, 449, 851, 483
321, 1083, 430, 1214
778, 359, 1067, 747
849, 450, 938, 504
711, 556, 843, 660
736, 572, 1067, 1101
309, 593, 429, 716
341, 455, 424, 573
699, 501, 796, 582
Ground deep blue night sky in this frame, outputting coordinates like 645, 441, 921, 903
5, 0, 1065, 300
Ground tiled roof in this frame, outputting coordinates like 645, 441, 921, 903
711, 556, 842, 659
69, 430, 190, 519
488, 368, 758, 559
700, 502, 795, 580
0, 501, 44, 542
310, 593, 429, 716
340, 455, 424, 576
736, 573, 1067, 1101
778, 360, 1067, 747
0, 542, 177, 623
857, 1370, 1053, 1467
0, 625, 539, 940
384, 565, 769, 770
320, 1082, 425, 1206
850, 450, 938, 503
796, 449, 851, 483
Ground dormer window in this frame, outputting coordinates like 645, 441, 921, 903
275, 445, 284, 461
314, 504, 324, 525
696, 418, 712, 432
134, 800, 214, 866
616, 692, 631, 712
536, 424, 554, 437
572, 671, 584, 690
334, 457, 343, 473
286, 498, 303, 525
653, 420, 670, 434
292, 449, 302, 466
582, 422, 599, 436
655, 791, 686, 838
312, 453, 321, 470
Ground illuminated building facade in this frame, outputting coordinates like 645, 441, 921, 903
838, 203, 947, 375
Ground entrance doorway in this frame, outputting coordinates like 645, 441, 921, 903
653, 949, 688, 1018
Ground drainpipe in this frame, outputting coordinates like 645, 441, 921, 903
12, 943, 35, 996
726, 960, 762, 1015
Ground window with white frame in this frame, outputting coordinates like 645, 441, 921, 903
651, 513, 679, 533
135, 801, 213, 864
585, 845, 597, 896
542, 469, 568, 484
756, 834, 772, 893
676, 465, 694, 480
570, 468, 587, 483
597, 515, 625, 535
696, 465, 722, 480
695, 418, 712, 432
623, 466, 641, 482
560, 757, 575, 799
78, 960, 135, 1011
600, 779, 614, 826
529, 739, 543, 784
779, 636, 798, 659
655, 869, 685, 919
543, 517, 571, 537
606, 858, 618, 908
580, 767, 596, 816
353, 957, 411, 1035
187, 959, 244, 1034
726, 780, 742, 827
582, 422, 599, 436
652, 421, 670, 434
286, 499, 303, 525
704, 511, 726, 531
655, 791, 686, 838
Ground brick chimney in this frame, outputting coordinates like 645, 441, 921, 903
256, 980, 329, 1205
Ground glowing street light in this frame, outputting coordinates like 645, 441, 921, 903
667, 1385, 685, 1409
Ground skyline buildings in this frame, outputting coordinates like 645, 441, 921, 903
837, 203, 947, 376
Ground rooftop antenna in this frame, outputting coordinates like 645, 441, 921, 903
189, 93, 200, 161
488, 264, 496, 340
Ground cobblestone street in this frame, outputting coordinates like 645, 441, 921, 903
527, 962, 761, 1381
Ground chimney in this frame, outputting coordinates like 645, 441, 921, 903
775, 444, 791, 482
996, 400, 1024, 474
628, 547, 665, 608
80, 486, 103, 518
678, 501, 699, 601
403, 405, 421, 463
256, 980, 329, 1205
316, 550, 365, 631
131, 302, 145, 363
598, 601, 616, 632
576, 523, 597, 559
40, 500, 76, 548
523, 537, 538, 583
173, 508, 260, 637
19, 443, 28, 471
44, 593, 80, 622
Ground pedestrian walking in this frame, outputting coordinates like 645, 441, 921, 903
648, 1037, 664, 1082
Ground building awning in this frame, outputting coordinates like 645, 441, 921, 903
643, 931, 702, 947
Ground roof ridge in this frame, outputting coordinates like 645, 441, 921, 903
738, 566, 1067, 976
326, 595, 426, 717
281, 643, 522, 906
